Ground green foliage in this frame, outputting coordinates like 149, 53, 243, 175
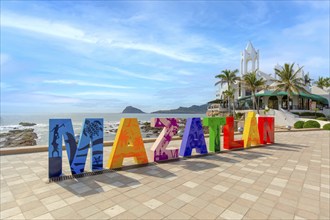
272, 63, 308, 111
235, 112, 244, 120
242, 71, 266, 112
294, 121, 305, 129
323, 123, 330, 130
299, 112, 325, 117
303, 120, 321, 128
315, 76, 330, 89
291, 112, 300, 116
316, 117, 327, 121
316, 113, 326, 117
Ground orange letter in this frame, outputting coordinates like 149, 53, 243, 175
107, 118, 148, 169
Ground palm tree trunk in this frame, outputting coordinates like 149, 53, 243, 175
252, 93, 256, 110
232, 97, 235, 116
287, 94, 291, 111
227, 97, 230, 114
256, 96, 260, 114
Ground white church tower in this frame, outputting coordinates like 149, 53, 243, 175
240, 41, 259, 97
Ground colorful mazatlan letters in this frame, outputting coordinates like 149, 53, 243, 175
106, 118, 148, 169
203, 117, 226, 152
48, 113, 276, 179
242, 112, 261, 148
258, 116, 275, 144
179, 118, 208, 157
223, 116, 244, 150
150, 118, 179, 162
48, 118, 103, 178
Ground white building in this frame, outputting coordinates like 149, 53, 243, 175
208, 42, 329, 115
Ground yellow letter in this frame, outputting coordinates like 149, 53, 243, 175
242, 112, 260, 148
107, 118, 148, 169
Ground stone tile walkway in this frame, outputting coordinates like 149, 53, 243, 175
1, 130, 329, 219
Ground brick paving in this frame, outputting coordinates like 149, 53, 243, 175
0, 130, 329, 219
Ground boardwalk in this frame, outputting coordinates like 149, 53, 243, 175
1, 130, 329, 219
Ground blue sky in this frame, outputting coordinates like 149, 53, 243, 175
1, 1, 329, 114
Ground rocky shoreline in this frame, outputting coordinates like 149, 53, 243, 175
0, 128, 38, 148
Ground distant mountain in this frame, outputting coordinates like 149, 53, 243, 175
152, 104, 208, 114
122, 106, 145, 113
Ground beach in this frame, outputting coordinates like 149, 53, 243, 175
0, 113, 205, 146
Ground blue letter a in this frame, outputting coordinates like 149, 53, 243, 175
179, 118, 208, 157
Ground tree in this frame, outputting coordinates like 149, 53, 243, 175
303, 72, 312, 86
315, 76, 330, 89
215, 69, 240, 113
272, 63, 308, 111
241, 71, 266, 114
222, 87, 236, 116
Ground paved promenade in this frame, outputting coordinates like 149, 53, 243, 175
1, 130, 329, 219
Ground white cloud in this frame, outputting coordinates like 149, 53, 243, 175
73, 91, 155, 100
1, 11, 232, 64
43, 79, 133, 89
1, 12, 97, 43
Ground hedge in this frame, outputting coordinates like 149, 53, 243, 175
294, 121, 305, 129
323, 123, 330, 130
303, 120, 321, 128
298, 112, 325, 117
316, 117, 328, 121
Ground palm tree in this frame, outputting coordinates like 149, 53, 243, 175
241, 71, 266, 114
303, 73, 312, 86
222, 87, 236, 116
315, 76, 329, 89
272, 63, 308, 111
215, 69, 240, 113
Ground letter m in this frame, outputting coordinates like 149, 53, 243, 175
48, 118, 103, 178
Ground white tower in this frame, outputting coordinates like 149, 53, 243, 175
240, 42, 259, 97
240, 41, 259, 76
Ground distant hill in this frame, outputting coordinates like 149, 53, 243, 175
152, 104, 208, 114
122, 106, 145, 113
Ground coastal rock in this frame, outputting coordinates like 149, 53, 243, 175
0, 129, 38, 148
19, 122, 37, 126
122, 106, 145, 114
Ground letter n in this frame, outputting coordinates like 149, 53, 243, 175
150, 118, 179, 162
258, 116, 275, 144
179, 118, 208, 157
223, 116, 244, 150
203, 117, 226, 152
242, 112, 260, 148
107, 118, 148, 169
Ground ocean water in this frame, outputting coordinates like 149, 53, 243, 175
0, 113, 205, 145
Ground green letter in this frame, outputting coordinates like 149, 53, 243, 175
203, 117, 226, 152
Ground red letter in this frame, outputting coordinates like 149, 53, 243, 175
258, 116, 274, 144
223, 116, 244, 150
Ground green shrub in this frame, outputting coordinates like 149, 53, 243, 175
316, 113, 326, 117
323, 123, 330, 130
300, 112, 312, 116
316, 117, 327, 121
303, 120, 321, 128
294, 121, 305, 129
